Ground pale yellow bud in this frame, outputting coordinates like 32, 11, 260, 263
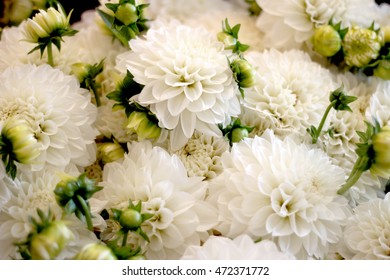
312, 25, 341, 57
30, 221, 74, 260
1, 118, 40, 164
381, 26, 390, 43
97, 141, 125, 164
370, 126, 390, 178
7, 0, 33, 25
343, 26, 382, 68
74, 243, 117, 260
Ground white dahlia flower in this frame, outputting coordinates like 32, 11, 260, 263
181, 234, 294, 260
92, 140, 217, 259
242, 49, 335, 139
174, 131, 230, 180
208, 130, 351, 259
0, 168, 100, 259
343, 193, 390, 259
367, 79, 390, 128
116, 24, 241, 150
0, 64, 99, 172
255, 0, 379, 50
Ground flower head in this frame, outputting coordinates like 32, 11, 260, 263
342, 26, 382, 68
181, 234, 294, 260
208, 130, 351, 259
0, 64, 99, 172
344, 193, 390, 259
312, 25, 342, 57
92, 140, 217, 259
116, 24, 241, 150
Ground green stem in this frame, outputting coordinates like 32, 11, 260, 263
337, 157, 365, 195
76, 194, 93, 231
312, 100, 337, 144
89, 83, 101, 107
47, 42, 54, 66
122, 231, 129, 247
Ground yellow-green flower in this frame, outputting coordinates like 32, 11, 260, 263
115, 2, 138, 26
370, 126, 390, 178
230, 58, 256, 89
30, 220, 74, 260
312, 25, 341, 57
74, 243, 117, 260
342, 26, 382, 68
127, 111, 161, 141
374, 60, 390, 80
1, 118, 40, 164
97, 141, 125, 164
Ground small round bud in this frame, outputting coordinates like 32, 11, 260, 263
97, 141, 125, 164
127, 254, 146, 260
217, 32, 237, 49
230, 58, 256, 88
127, 111, 161, 141
1, 118, 40, 164
373, 60, 390, 80
231, 127, 249, 143
74, 243, 117, 260
312, 25, 341, 57
342, 26, 382, 68
370, 126, 390, 178
71, 63, 90, 83
119, 208, 143, 230
5, 0, 33, 25
30, 221, 74, 260
115, 3, 138, 26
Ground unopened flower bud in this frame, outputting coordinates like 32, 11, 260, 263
74, 243, 117, 260
230, 58, 256, 88
127, 111, 161, 141
342, 26, 382, 68
231, 127, 249, 143
24, 5, 70, 43
97, 141, 125, 164
217, 32, 237, 49
312, 25, 341, 57
381, 26, 390, 43
1, 118, 40, 164
71, 63, 90, 83
115, 3, 138, 26
30, 221, 74, 260
5, 0, 33, 25
373, 60, 390, 80
127, 254, 146, 260
119, 208, 143, 230
370, 126, 390, 178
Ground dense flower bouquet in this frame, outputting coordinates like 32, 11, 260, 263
0, 0, 390, 260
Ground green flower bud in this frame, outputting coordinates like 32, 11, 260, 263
1, 118, 40, 164
342, 26, 382, 68
119, 208, 142, 230
373, 60, 390, 80
24, 5, 70, 43
312, 25, 341, 57
30, 221, 74, 260
71, 63, 90, 83
370, 126, 390, 178
74, 243, 117, 260
127, 254, 146, 260
115, 3, 138, 26
127, 111, 161, 141
231, 127, 249, 143
97, 141, 125, 164
217, 32, 237, 49
230, 58, 256, 88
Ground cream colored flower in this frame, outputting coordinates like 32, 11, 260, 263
116, 24, 241, 150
